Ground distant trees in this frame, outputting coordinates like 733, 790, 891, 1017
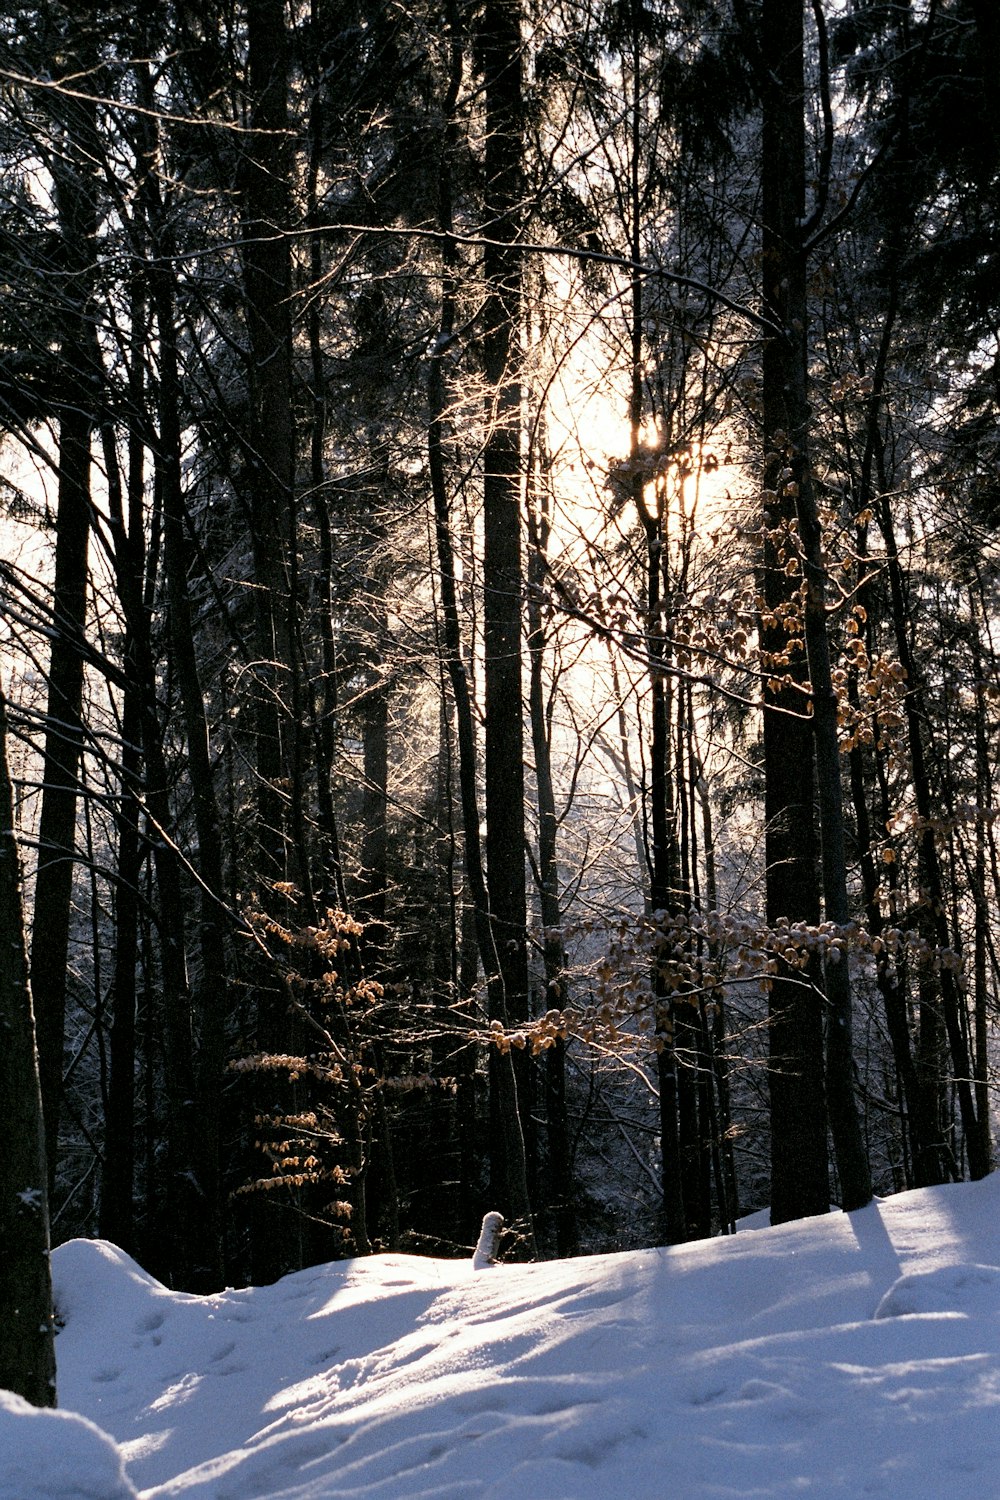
0, 0, 997, 1293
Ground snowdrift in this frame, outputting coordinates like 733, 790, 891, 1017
3, 1177, 1000, 1498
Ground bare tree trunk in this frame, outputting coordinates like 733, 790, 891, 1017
98, 412, 144, 1252
480, 0, 535, 1240
29, 39, 99, 1187
241, 0, 297, 891
797, 470, 873, 1210
305, 28, 348, 914
154, 279, 230, 1286
527, 439, 577, 1256
0, 685, 57, 1407
102, 397, 198, 1286
427, 0, 533, 1239
877, 494, 990, 1178
758, 0, 871, 1212
358, 596, 390, 963
845, 254, 942, 1187
756, 0, 833, 1223
615, 30, 687, 1243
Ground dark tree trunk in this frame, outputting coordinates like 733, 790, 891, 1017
358, 608, 390, 963
241, 0, 297, 891
480, 0, 535, 1239
618, 30, 687, 1242
153, 270, 230, 1287
845, 252, 943, 1189
0, 686, 57, 1408
238, 0, 302, 1283
758, 0, 871, 1213
30, 403, 91, 1192
797, 479, 873, 1209
971, 626, 993, 1170
847, 717, 941, 1186
102, 394, 198, 1286
758, 0, 830, 1223
646, 504, 686, 1243
305, 33, 348, 915
876, 495, 991, 1179
98, 416, 144, 1252
527, 452, 577, 1256
427, 0, 533, 1239
29, 43, 99, 1185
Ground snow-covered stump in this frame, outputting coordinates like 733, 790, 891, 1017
472, 1211, 504, 1269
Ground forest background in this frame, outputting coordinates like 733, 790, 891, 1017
2, 0, 1000, 1405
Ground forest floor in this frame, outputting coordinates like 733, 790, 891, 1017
5, 1175, 1000, 1497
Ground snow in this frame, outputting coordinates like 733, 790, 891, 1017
0, 1392, 136, 1500
5, 1178, 1000, 1498
471, 1211, 505, 1271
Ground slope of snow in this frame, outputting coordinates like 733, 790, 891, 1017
4, 1178, 1000, 1498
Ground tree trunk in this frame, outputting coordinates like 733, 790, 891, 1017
876, 494, 991, 1178
305, 34, 348, 914
0, 685, 57, 1408
759, 0, 871, 1212
480, 0, 535, 1240
102, 405, 198, 1287
154, 283, 230, 1286
758, 0, 830, 1223
241, 0, 297, 891
527, 443, 577, 1256
425, 0, 533, 1239
29, 41, 99, 1186
795, 469, 873, 1210
358, 604, 390, 964
846, 259, 942, 1188
98, 418, 144, 1252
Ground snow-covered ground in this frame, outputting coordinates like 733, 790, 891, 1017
5, 1177, 1000, 1498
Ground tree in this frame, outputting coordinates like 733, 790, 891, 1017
241, 0, 298, 893
0, 683, 57, 1407
753, 0, 872, 1217
25, 8, 101, 1193
479, 0, 536, 1238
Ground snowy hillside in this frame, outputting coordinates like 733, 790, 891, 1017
4, 1177, 1000, 1498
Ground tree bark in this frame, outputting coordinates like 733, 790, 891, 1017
102, 400, 198, 1287
427, 0, 533, 1238
0, 685, 57, 1408
480, 0, 535, 1239
29, 36, 99, 1187
155, 286, 230, 1286
526, 442, 577, 1255
758, 0, 871, 1213
241, 0, 297, 891
305, 31, 348, 915
876, 494, 991, 1179
758, 0, 830, 1223
98, 415, 144, 1252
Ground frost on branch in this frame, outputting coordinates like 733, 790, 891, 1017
475, 906, 965, 1061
